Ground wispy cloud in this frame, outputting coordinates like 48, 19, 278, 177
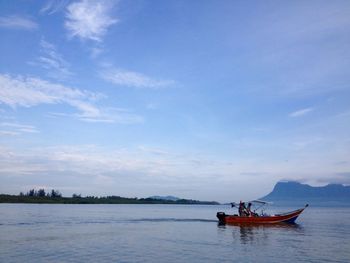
1, 142, 349, 200
0, 74, 142, 124
0, 73, 93, 108
289, 107, 314, 118
75, 107, 144, 124
0, 130, 19, 136
100, 66, 175, 89
65, 0, 118, 42
0, 15, 38, 30
138, 145, 170, 156
0, 144, 226, 181
1, 122, 39, 133
40, 0, 69, 15
0, 122, 39, 136
29, 39, 72, 80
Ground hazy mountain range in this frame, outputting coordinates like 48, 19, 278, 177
261, 181, 350, 205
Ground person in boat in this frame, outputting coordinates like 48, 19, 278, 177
246, 202, 259, 217
239, 201, 248, 216
238, 201, 243, 216
246, 202, 252, 217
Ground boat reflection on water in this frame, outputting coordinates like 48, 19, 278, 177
217, 223, 304, 245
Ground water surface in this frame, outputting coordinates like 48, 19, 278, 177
0, 204, 349, 262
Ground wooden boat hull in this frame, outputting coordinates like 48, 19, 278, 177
217, 205, 308, 224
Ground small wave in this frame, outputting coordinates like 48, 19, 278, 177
10, 221, 51, 226
129, 218, 217, 223
1, 218, 217, 226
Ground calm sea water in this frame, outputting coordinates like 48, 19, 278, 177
0, 204, 349, 263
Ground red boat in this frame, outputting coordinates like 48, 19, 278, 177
217, 201, 308, 224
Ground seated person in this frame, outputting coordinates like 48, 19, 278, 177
238, 201, 245, 216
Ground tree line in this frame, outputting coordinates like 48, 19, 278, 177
0, 189, 220, 205
20, 189, 62, 198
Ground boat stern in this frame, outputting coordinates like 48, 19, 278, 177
216, 212, 226, 223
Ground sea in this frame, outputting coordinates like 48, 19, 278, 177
0, 204, 349, 263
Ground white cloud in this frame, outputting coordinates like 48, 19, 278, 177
0, 122, 39, 135
0, 15, 38, 30
0, 74, 142, 124
29, 39, 72, 80
1, 142, 349, 200
65, 0, 118, 41
289, 107, 314, 117
76, 107, 144, 124
40, 0, 69, 15
0, 145, 225, 179
0, 74, 91, 108
138, 145, 170, 156
100, 66, 174, 89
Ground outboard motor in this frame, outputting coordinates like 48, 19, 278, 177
216, 212, 226, 222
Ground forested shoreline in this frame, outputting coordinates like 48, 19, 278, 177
0, 189, 219, 205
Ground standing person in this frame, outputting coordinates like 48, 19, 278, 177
238, 201, 244, 216
246, 202, 252, 217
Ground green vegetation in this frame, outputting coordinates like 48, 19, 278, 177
0, 189, 219, 205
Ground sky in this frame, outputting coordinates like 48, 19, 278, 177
0, 0, 350, 202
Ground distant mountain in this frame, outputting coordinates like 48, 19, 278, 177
261, 181, 350, 205
147, 195, 180, 201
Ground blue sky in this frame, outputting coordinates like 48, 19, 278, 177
0, 0, 349, 202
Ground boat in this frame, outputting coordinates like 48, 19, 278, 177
217, 200, 308, 224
